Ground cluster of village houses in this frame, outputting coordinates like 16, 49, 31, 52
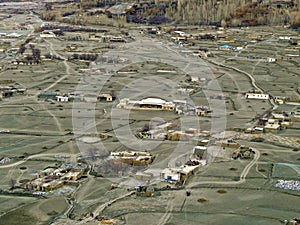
32, 88, 298, 189
88, 33, 127, 43
274, 96, 300, 105
37, 91, 116, 103
0, 25, 127, 70
21, 148, 204, 191
144, 27, 242, 58
130, 145, 208, 185
243, 89, 300, 133
243, 111, 300, 134
245, 89, 300, 104
212, 138, 255, 159
0, 32, 24, 54
117, 97, 212, 117
145, 26, 300, 62
107, 100, 212, 185
160, 145, 208, 185
112, 89, 299, 184
22, 151, 154, 193
138, 122, 210, 141
105, 148, 206, 185
1, 11, 300, 196
256, 111, 300, 133
38, 91, 81, 103
38, 28, 127, 43
232, 145, 255, 160
109, 151, 154, 167
23, 162, 86, 192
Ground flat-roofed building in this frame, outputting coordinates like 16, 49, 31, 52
245, 93, 269, 100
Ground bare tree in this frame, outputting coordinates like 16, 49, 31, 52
10, 179, 16, 190
18, 44, 26, 55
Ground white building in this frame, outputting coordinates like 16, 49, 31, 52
40, 31, 56, 38
245, 93, 269, 100
234, 46, 243, 51
264, 118, 280, 133
161, 168, 181, 181
56, 96, 69, 102
267, 57, 276, 63
279, 36, 291, 41
264, 123, 280, 133
6, 32, 22, 38
161, 165, 200, 183
173, 31, 186, 36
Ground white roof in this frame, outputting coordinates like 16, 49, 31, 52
180, 165, 200, 174
173, 31, 185, 34
6, 33, 22, 37
139, 98, 166, 105
64, 171, 81, 178
254, 127, 264, 131
264, 123, 280, 129
136, 156, 151, 161
156, 122, 173, 129
162, 165, 200, 175
194, 146, 207, 150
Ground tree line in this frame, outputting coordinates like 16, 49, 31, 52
165, 0, 300, 27
38, 0, 300, 27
